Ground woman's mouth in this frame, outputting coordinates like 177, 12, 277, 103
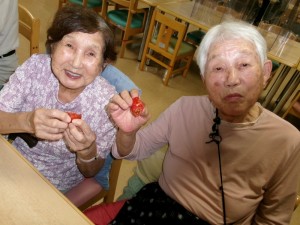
65, 70, 81, 79
224, 93, 242, 102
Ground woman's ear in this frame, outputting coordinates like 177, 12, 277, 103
262, 60, 272, 88
103, 62, 108, 68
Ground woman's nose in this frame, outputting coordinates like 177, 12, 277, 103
71, 51, 83, 68
225, 69, 240, 87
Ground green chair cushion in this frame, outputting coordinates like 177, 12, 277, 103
108, 10, 145, 29
69, 0, 102, 8
151, 37, 196, 56
272, 60, 280, 72
186, 30, 206, 45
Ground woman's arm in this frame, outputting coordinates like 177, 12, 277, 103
0, 109, 70, 140
253, 145, 300, 224
0, 111, 33, 134
107, 90, 150, 157
75, 141, 104, 177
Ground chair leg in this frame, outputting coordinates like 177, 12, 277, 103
119, 41, 126, 58
103, 159, 122, 203
163, 68, 172, 86
139, 58, 145, 71
183, 56, 194, 78
139, 48, 148, 71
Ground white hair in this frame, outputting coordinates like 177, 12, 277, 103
196, 21, 268, 78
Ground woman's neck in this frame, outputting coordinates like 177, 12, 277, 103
219, 103, 262, 123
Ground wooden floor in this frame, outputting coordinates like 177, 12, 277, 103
17, 0, 300, 224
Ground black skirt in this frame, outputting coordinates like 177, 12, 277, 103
109, 182, 210, 225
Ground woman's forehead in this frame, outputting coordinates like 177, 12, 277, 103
208, 39, 256, 56
62, 32, 104, 48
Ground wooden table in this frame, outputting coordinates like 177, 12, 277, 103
157, 1, 221, 32
137, 0, 192, 60
0, 135, 93, 225
157, 1, 300, 68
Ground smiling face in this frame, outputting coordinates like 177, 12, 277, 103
51, 31, 105, 102
204, 38, 271, 123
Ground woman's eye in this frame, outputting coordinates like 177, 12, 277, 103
88, 52, 95, 57
66, 43, 72, 48
215, 67, 223, 71
239, 63, 250, 69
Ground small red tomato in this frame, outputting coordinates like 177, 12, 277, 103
67, 112, 82, 122
130, 97, 144, 117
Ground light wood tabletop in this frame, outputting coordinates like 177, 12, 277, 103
268, 37, 300, 68
157, 1, 222, 31
0, 135, 93, 225
140, 0, 192, 7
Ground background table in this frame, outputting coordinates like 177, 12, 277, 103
0, 135, 93, 225
157, 1, 300, 68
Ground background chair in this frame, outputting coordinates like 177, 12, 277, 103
139, 9, 196, 86
76, 158, 122, 211
102, 0, 148, 58
18, 4, 40, 56
58, 0, 103, 13
282, 91, 300, 119
185, 29, 206, 46
296, 195, 300, 210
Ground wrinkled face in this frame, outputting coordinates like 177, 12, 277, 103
51, 31, 105, 95
204, 38, 271, 122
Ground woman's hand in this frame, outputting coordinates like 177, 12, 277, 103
28, 108, 70, 140
63, 118, 102, 178
63, 118, 96, 154
107, 89, 150, 134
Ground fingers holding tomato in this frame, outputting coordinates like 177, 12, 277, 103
67, 112, 82, 122
130, 97, 145, 117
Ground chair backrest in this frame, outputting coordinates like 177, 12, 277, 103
18, 4, 40, 55
149, 10, 187, 58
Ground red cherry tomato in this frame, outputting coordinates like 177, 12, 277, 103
130, 97, 144, 117
67, 112, 82, 122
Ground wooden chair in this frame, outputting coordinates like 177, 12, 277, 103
296, 195, 300, 210
18, 4, 40, 55
102, 0, 148, 58
139, 9, 196, 86
58, 0, 103, 13
282, 91, 300, 119
77, 159, 122, 211
260, 68, 298, 113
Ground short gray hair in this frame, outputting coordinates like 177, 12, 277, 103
196, 21, 268, 77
